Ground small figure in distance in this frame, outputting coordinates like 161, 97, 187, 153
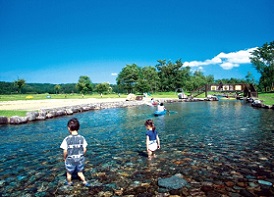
60, 118, 90, 187
145, 119, 160, 160
151, 98, 158, 106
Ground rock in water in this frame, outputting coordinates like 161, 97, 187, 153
158, 173, 188, 190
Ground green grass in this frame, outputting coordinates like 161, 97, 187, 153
149, 92, 179, 98
0, 110, 28, 117
257, 92, 274, 106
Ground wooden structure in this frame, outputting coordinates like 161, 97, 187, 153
191, 83, 257, 98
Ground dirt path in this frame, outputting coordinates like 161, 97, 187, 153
0, 98, 128, 111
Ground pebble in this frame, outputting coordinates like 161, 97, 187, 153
258, 180, 273, 186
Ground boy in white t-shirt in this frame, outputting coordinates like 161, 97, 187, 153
60, 118, 90, 187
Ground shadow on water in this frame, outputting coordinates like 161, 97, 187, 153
0, 100, 274, 196
136, 150, 148, 158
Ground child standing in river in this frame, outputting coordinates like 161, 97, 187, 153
60, 118, 90, 187
145, 119, 160, 159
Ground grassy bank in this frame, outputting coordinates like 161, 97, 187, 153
257, 92, 274, 105
0, 110, 28, 117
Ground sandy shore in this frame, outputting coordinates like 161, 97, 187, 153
0, 98, 132, 111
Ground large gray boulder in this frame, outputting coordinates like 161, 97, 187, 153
10, 116, 28, 124
26, 112, 39, 121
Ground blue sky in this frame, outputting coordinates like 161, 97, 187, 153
0, 0, 273, 84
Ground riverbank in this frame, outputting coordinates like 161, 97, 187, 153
0, 97, 180, 125
0, 97, 273, 125
0, 98, 129, 111
0, 98, 147, 125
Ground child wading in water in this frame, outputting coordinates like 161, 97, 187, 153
145, 119, 160, 159
60, 118, 90, 187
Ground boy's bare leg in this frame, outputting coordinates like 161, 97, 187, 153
77, 172, 87, 183
66, 172, 72, 184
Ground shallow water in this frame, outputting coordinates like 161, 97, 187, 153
0, 100, 273, 196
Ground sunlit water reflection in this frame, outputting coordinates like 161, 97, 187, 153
0, 100, 273, 196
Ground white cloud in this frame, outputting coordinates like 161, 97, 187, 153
220, 62, 239, 70
111, 73, 118, 76
183, 47, 257, 70
198, 66, 203, 71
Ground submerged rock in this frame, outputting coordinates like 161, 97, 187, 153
158, 173, 188, 190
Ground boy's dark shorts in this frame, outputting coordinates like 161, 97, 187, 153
65, 157, 85, 174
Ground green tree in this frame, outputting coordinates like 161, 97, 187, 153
156, 59, 183, 91
192, 70, 207, 90
140, 66, 160, 92
95, 82, 111, 94
76, 76, 93, 94
250, 41, 274, 91
116, 64, 141, 93
135, 78, 150, 93
54, 84, 61, 94
14, 79, 25, 93
245, 72, 255, 84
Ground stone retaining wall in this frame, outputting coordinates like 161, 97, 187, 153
0, 100, 147, 125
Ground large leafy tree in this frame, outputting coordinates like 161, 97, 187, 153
14, 79, 25, 93
174, 66, 192, 91
135, 78, 150, 93
76, 76, 93, 94
156, 59, 183, 91
250, 41, 274, 91
116, 64, 141, 93
95, 82, 111, 94
140, 66, 160, 92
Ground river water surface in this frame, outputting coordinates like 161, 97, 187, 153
0, 100, 273, 196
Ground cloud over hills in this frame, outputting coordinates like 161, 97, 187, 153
183, 47, 257, 70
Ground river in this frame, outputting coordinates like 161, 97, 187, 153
0, 100, 273, 196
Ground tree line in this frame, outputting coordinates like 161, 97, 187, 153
116, 60, 255, 94
0, 71, 253, 95
116, 40, 273, 93
0, 80, 118, 95
0, 41, 273, 95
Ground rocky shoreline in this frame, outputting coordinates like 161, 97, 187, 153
0, 97, 273, 125
0, 100, 148, 125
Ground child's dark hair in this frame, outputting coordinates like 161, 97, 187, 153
67, 118, 80, 131
144, 119, 156, 132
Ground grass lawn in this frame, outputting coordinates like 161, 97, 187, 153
257, 92, 274, 106
0, 110, 28, 117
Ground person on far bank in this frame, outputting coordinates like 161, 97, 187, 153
60, 118, 90, 187
145, 119, 160, 159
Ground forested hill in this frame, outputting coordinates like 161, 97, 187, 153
0, 82, 78, 94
